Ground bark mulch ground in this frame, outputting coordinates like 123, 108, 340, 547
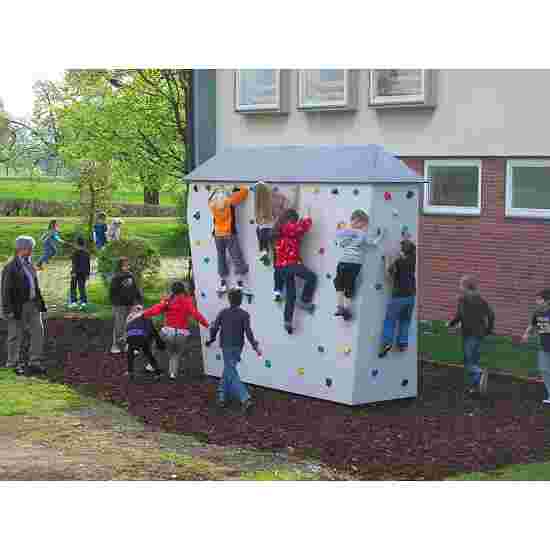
3, 317, 550, 480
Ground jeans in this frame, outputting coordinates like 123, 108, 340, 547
382, 295, 415, 347
537, 350, 550, 399
38, 241, 57, 265
218, 347, 250, 404
70, 275, 88, 304
280, 264, 317, 324
463, 336, 483, 386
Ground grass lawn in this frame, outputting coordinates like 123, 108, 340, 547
0, 217, 187, 260
419, 320, 539, 379
0, 178, 179, 206
449, 461, 550, 480
0, 367, 83, 416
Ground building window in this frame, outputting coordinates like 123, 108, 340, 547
297, 70, 355, 110
234, 70, 285, 113
506, 160, 550, 219
424, 160, 481, 215
369, 69, 436, 108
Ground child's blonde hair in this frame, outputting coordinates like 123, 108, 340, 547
254, 181, 273, 225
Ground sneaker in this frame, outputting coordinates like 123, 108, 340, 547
217, 280, 227, 293
79, 302, 88, 310
14, 365, 26, 376
241, 399, 254, 414
378, 344, 392, 358
479, 370, 489, 394
284, 322, 293, 335
68, 302, 79, 310
144, 363, 155, 373
110, 345, 121, 354
168, 373, 176, 382
543, 399, 550, 405
273, 291, 282, 303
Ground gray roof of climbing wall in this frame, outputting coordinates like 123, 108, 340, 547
185, 145, 428, 184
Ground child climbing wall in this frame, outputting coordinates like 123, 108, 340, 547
209, 185, 249, 293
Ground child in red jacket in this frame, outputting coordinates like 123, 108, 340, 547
273, 208, 317, 334
141, 281, 209, 380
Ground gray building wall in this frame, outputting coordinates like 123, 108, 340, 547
215, 69, 550, 157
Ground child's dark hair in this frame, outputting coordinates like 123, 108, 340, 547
460, 274, 479, 293
401, 239, 416, 257
76, 236, 86, 247
228, 288, 242, 307
48, 219, 57, 230
117, 256, 130, 270
536, 289, 550, 302
170, 281, 188, 296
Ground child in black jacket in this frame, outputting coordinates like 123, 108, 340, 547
69, 237, 91, 309
125, 305, 165, 380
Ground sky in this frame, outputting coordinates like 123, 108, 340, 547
0, 69, 65, 120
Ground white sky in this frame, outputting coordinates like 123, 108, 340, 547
0, 69, 65, 120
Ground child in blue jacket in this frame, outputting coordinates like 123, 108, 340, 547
36, 219, 65, 270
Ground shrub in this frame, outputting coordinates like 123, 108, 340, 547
96, 237, 161, 291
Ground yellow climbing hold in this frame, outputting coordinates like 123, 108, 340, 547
297, 367, 305, 376
194, 240, 202, 247
337, 345, 352, 355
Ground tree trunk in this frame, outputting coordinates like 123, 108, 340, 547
144, 188, 160, 205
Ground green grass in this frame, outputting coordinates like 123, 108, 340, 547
449, 461, 550, 480
0, 178, 179, 206
0, 368, 83, 416
418, 320, 539, 379
239, 469, 320, 481
0, 217, 187, 259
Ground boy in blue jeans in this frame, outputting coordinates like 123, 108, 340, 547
36, 219, 65, 270
205, 288, 261, 413
447, 274, 495, 396
521, 288, 550, 405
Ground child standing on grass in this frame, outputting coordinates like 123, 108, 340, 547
334, 210, 385, 321
93, 212, 108, 250
109, 257, 143, 354
69, 236, 91, 310
273, 208, 317, 334
521, 289, 550, 405
206, 288, 261, 413
141, 281, 209, 381
36, 219, 65, 270
107, 218, 123, 242
446, 274, 495, 396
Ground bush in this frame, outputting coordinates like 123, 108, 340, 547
96, 237, 161, 291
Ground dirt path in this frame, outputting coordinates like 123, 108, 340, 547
0, 397, 343, 481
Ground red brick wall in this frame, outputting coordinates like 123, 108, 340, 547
401, 157, 550, 337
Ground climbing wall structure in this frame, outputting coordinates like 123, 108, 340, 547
186, 145, 426, 405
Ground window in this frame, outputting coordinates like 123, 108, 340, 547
369, 69, 436, 108
298, 70, 355, 110
424, 160, 482, 215
506, 160, 550, 219
234, 70, 285, 113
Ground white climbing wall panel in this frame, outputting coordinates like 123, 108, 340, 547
188, 182, 419, 405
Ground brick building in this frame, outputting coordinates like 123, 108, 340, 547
190, 70, 550, 337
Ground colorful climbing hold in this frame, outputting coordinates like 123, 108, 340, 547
392, 209, 399, 217
265, 360, 272, 369
343, 346, 351, 355
326, 273, 332, 279
193, 185, 199, 192
194, 240, 201, 247
249, 219, 255, 224
297, 367, 305, 376
406, 190, 414, 199
319, 247, 325, 255
325, 378, 333, 387
206, 185, 211, 191
384, 191, 392, 201
273, 186, 279, 192
203, 257, 210, 264
216, 353, 221, 360
318, 345, 325, 353
401, 379, 409, 387
313, 186, 320, 194
193, 211, 201, 221
371, 369, 379, 378
353, 189, 359, 196
200, 291, 207, 299
331, 188, 339, 195
376, 227, 382, 236
375, 283, 383, 290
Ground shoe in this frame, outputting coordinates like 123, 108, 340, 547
217, 280, 227, 293
144, 363, 155, 372
241, 399, 254, 414
68, 302, 79, 310
378, 344, 392, 358
284, 322, 293, 335
334, 306, 345, 317
479, 370, 489, 394
543, 398, 550, 405
273, 291, 282, 303
168, 373, 176, 381
29, 364, 46, 375
110, 345, 121, 354
14, 365, 25, 376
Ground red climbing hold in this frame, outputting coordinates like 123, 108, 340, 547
384, 191, 392, 201
319, 247, 325, 255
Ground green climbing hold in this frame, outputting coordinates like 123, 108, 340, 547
265, 360, 272, 369
203, 257, 210, 264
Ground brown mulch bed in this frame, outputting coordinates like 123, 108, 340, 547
3, 318, 550, 480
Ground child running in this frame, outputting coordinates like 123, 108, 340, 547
69, 236, 91, 310
334, 210, 385, 321
206, 288, 261, 412
446, 275, 495, 396
125, 304, 164, 380
521, 289, 550, 405
36, 219, 65, 270
273, 208, 317, 334
141, 281, 209, 381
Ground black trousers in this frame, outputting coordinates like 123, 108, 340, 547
280, 264, 317, 324
70, 274, 88, 303
127, 336, 159, 374
256, 227, 272, 253
333, 262, 362, 299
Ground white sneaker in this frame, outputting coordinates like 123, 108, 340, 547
144, 363, 155, 372
273, 291, 282, 302
110, 345, 121, 354
68, 302, 79, 309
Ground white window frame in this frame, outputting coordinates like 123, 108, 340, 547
369, 69, 436, 108
423, 159, 482, 216
297, 70, 353, 110
506, 159, 550, 219
234, 70, 283, 113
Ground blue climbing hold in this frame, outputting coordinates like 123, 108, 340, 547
372, 369, 379, 378
401, 379, 409, 387
265, 360, 272, 369
406, 190, 414, 199
326, 273, 332, 279
193, 211, 200, 221
331, 188, 339, 195
325, 378, 332, 387
318, 346, 325, 353
216, 353, 221, 361
203, 257, 210, 264
375, 283, 383, 290
200, 291, 207, 299
353, 189, 359, 196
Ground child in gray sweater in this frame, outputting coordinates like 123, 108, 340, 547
334, 210, 385, 321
